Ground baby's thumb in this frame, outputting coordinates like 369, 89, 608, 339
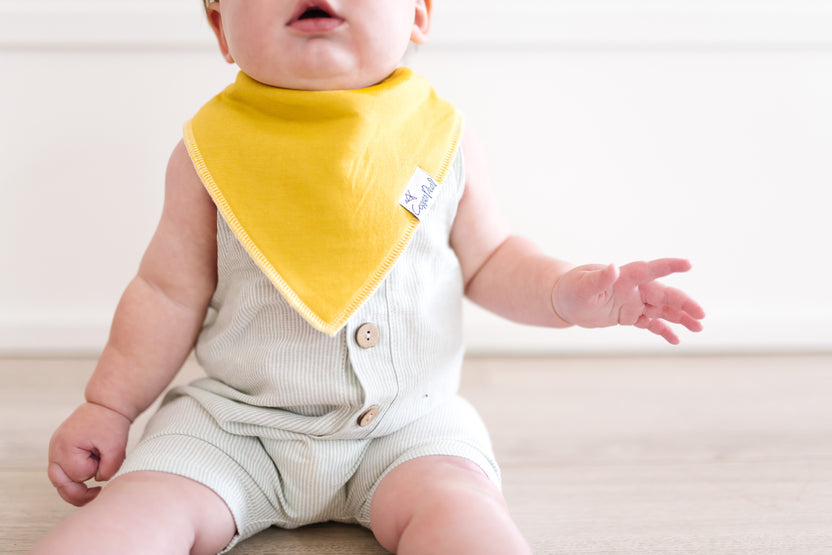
49, 461, 100, 506
95, 442, 126, 482
583, 263, 619, 295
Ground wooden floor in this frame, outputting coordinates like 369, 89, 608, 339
2, 354, 831, 554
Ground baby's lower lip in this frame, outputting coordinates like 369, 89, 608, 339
288, 17, 344, 33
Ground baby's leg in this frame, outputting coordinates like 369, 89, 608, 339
369, 456, 532, 554
30, 471, 235, 555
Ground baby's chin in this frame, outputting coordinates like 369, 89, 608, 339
263, 73, 395, 92
243, 59, 401, 91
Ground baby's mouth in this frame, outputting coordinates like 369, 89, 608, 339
298, 7, 332, 20
288, 1, 344, 32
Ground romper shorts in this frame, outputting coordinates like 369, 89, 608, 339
115, 146, 492, 552
116, 390, 500, 553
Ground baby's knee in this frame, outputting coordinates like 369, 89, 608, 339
370, 456, 510, 552
101, 471, 236, 554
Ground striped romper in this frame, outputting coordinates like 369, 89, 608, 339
116, 150, 500, 551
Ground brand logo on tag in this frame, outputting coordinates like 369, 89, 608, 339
399, 167, 440, 220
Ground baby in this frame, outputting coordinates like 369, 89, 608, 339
32, 0, 705, 553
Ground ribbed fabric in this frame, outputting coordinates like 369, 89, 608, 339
116, 151, 500, 551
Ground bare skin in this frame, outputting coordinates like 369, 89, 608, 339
370, 457, 532, 554
32, 472, 235, 555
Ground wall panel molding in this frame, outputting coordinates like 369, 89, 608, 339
2, 1, 831, 50
3, 1, 831, 356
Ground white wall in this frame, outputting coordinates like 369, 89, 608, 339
1, 0, 831, 354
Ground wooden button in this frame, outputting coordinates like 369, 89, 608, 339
357, 406, 379, 427
355, 323, 380, 349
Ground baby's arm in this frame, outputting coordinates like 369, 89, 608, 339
48, 141, 218, 506
452, 130, 704, 344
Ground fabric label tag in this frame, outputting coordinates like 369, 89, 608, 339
399, 167, 440, 220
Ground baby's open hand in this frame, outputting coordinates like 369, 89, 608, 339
552, 258, 705, 344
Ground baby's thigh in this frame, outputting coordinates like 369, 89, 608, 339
31, 471, 235, 555
102, 471, 235, 553
117, 394, 284, 550
369, 455, 508, 552
348, 396, 501, 527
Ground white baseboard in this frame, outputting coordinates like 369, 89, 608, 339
462, 304, 832, 355
0, 323, 109, 356
2, 309, 829, 356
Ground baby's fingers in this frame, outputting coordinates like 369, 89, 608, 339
622, 258, 692, 285
634, 315, 681, 344
643, 304, 704, 332
642, 284, 706, 325
48, 461, 101, 506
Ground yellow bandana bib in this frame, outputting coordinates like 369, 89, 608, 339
184, 68, 463, 335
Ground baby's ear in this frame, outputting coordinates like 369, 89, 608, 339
411, 0, 431, 44
207, 4, 235, 64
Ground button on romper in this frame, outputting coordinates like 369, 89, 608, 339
116, 151, 500, 552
